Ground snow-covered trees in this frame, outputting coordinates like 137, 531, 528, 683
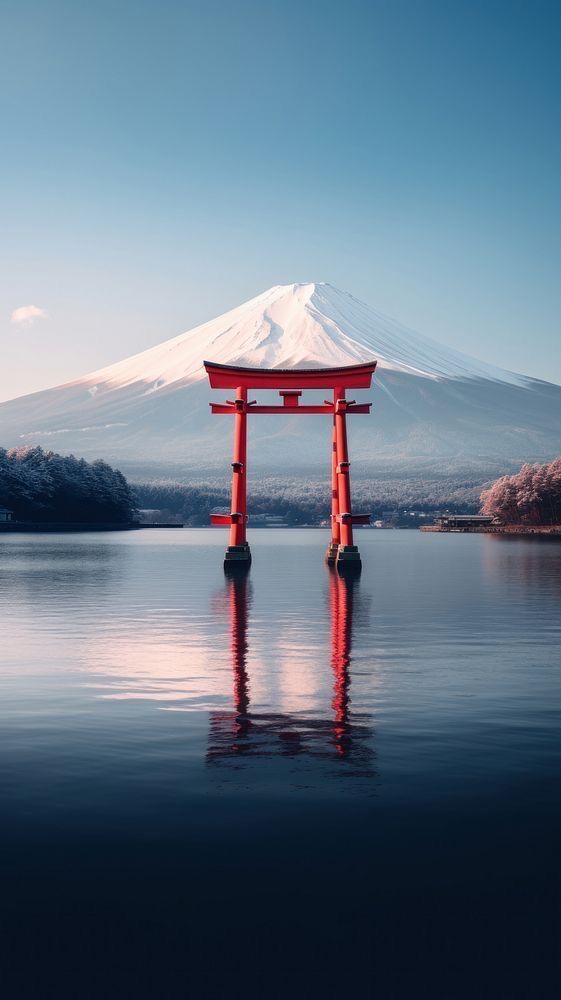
0, 446, 137, 523
480, 459, 561, 525
134, 476, 481, 526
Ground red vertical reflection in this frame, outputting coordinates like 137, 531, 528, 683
208, 568, 372, 770
329, 569, 355, 756
228, 573, 250, 718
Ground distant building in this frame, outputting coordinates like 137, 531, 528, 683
250, 514, 288, 527
0, 506, 14, 523
434, 514, 496, 530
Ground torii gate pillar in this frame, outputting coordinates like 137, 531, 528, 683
224, 386, 251, 566
333, 386, 362, 569
325, 414, 341, 566
204, 361, 377, 572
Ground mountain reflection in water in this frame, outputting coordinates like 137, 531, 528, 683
206, 570, 376, 778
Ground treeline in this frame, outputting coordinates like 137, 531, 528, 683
481, 458, 561, 525
135, 476, 481, 525
12, 448, 561, 528
135, 481, 324, 525
0, 446, 137, 523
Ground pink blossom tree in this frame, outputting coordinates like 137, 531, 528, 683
481, 458, 561, 524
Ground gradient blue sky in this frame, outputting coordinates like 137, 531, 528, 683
1, 0, 560, 400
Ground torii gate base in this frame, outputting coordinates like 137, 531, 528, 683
225, 543, 252, 567
204, 360, 377, 573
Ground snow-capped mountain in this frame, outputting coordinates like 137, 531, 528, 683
1, 282, 560, 476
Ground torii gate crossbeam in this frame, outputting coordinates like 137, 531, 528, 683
204, 360, 377, 572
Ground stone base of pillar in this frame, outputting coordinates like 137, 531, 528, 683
325, 542, 339, 566
336, 545, 362, 573
224, 543, 252, 570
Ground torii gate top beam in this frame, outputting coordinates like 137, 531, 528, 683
203, 360, 377, 390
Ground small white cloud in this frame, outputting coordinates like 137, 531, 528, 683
11, 304, 48, 325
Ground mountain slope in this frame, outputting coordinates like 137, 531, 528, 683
1, 282, 559, 476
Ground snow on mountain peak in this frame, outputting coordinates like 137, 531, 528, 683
2, 282, 559, 474
78, 282, 526, 396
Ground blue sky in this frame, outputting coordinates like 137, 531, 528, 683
1, 0, 560, 399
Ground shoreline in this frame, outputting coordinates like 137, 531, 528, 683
0, 522, 183, 533
421, 524, 561, 536
2, 522, 560, 536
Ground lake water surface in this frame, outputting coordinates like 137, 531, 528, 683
1, 529, 560, 997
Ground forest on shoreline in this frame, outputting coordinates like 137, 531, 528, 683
0, 447, 137, 524
2, 446, 560, 528
133, 475, 482, 526
135, 459, 561, 527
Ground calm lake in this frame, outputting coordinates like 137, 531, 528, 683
1, 529, 560, 998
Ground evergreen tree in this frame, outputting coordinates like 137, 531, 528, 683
0, 446, 137, 523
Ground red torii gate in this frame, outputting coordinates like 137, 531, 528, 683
204, 360, 377, 572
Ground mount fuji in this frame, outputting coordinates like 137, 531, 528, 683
1, 282, 560, 478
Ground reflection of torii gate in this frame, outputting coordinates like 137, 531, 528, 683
204, 360, 377, 571
207, 569, 375, 769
